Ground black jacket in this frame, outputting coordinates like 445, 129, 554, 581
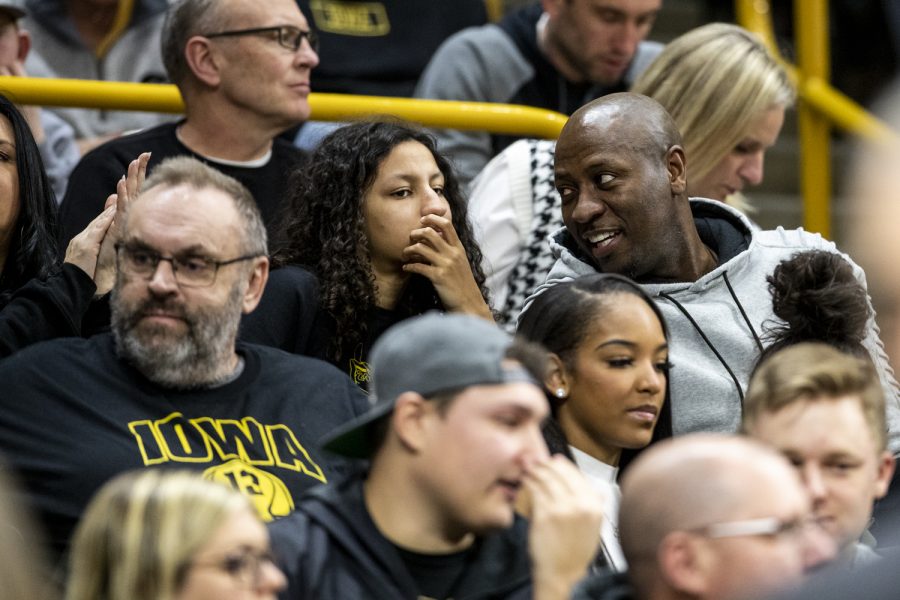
271, 471, 534, 599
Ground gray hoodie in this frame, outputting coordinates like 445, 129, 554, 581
526, 199, 900, 453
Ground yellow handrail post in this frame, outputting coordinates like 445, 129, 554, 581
735, 0, 780, 59
795, 0, 832, 237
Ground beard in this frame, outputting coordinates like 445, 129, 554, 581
111, 280, 245, 389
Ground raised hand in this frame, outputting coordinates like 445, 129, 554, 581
524, 455, 605, 600
93, 152, 151, 295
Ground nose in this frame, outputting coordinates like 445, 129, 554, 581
800, 520, 837, 572
258, 560, 287, 593
147, 258, 179, 296
739, 152, 765, 186
637, 360, 664, 395
567, 191, 607, 226
611, 22, 641, 59
296, 38, 319, 69
421, 187, 449, 218
800, 464, 828, 507
521, 424, 550, 466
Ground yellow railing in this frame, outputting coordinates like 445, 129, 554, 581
3, 1, 892, 237
737, 0, 897, 237
0, 76, 567, 140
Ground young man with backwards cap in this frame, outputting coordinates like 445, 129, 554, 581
271, 312, 604, 599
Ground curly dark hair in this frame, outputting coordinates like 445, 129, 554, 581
0, 94, 59, 305
274, 120, 488, 361
761, 249, 870, 361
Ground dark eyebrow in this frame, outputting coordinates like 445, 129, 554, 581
384, 170, 445, 182
596, 341, 670, 353
124, 240, 213, 257
598, 339, 637, 349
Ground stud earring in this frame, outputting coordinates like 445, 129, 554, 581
555, 388, 567, 399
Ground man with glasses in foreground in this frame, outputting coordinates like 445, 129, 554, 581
0, 157, 369, 560
573, 434, 835, 599
58, 0, 319, 247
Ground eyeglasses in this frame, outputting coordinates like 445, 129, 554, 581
115, 243, 260, 288
190, 548, 279, 588
694, 514, 821, 541
204, 25, 319, 53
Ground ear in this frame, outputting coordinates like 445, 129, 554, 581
184, 35, 222, 87
666, 145, 687, 196
16, 29, 29, 62
545, 353, 570, 402
657, 531, 711, 596
240, 256, 269, 313
873, 451, 895, 499
390, 392, 432, 453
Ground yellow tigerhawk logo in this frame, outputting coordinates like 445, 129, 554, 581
128, 412, 325, 520
203, 459, 295, 521
310, 0, 390, 36
349, 357, 370, 387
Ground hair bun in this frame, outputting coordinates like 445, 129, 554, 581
767, 250, 870, 348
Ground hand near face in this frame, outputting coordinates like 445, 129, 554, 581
401, 213, 493, 320
63, 204, 116, 280
93, 152, 150, 295
524, 455, 605, 600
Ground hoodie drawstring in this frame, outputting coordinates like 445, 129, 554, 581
722, 271, 764, 353
657, 272, 762, 408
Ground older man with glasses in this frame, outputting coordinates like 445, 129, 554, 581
58, 0, 319, 249
572, 434, 836, 599
0, 156, 369, 561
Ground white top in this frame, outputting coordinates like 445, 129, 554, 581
469, 139, 534, 309
570, 446, 627, 572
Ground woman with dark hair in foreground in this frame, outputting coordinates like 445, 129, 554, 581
518, 273, 672, 572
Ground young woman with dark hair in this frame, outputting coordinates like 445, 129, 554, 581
518, 273, 672, 572
242, 120, 491, 386
0, 94, 131, 356
0, 93, 59, 303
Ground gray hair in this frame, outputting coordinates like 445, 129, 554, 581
140, 156, 268, 256
162, 0, 231, 88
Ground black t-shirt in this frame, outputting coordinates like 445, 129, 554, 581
298, 0, 486, 97
58, 121, 307, 247
395, 544, 474, 600
240, 266, 409, 389
0, 333, 369, 558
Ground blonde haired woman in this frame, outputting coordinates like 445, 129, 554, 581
631, 22, 795, 210
469, 23, 795, 327
0, 468, 54, 600
66, 470, 285, 600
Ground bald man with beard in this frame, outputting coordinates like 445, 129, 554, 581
573, 434, 835, 599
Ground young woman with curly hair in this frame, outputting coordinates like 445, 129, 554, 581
241, 120, 492, 387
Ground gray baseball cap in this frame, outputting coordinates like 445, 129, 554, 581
321, 312, 539, 459
0, 1, 25, 19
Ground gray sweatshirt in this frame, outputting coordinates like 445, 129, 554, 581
526, 199, 900, 453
